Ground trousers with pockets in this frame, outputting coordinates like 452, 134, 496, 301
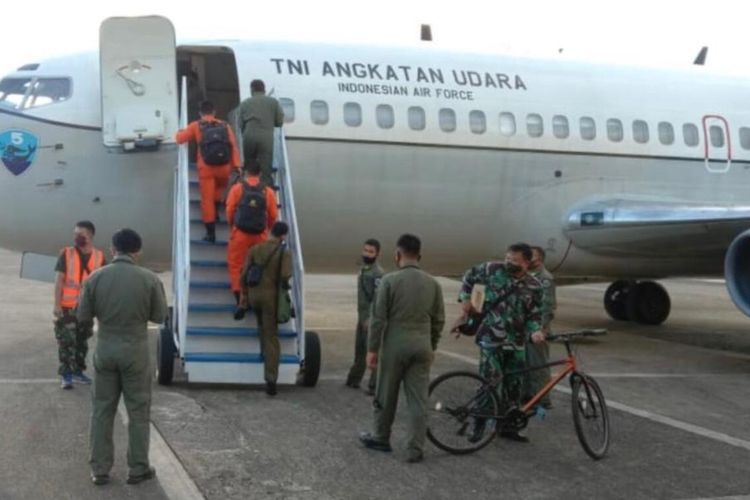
89, 336, 152, 477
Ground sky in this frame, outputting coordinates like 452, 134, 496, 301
0, 0, 745, 77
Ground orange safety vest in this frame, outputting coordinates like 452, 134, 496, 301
60, 246, 105, 309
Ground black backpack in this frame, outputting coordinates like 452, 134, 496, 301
235, 183, 267, 234
199, 121, 231, 166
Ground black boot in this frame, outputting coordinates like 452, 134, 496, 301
203, 222, 216, 243
233, 292, 240, 305
215, 203, 222, 223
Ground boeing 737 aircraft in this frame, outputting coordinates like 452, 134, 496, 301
2, 15, 750, 333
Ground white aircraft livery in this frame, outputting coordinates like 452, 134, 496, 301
2, 15, 750, 332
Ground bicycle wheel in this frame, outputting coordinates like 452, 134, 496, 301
427, 371, 501, 454
571, 374, 610, 460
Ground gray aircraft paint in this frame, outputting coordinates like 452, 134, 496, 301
2, 37, 750, 280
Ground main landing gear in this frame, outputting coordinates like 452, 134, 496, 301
603, 280, 671, 325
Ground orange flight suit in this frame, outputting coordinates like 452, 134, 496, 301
226, 176, 279, 293
175, 116, 241, 224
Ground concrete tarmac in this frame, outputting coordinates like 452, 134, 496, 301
1, 247, 749, 499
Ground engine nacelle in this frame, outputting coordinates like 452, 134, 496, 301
724, 229, 750, 317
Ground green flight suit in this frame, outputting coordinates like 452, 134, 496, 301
239, 92, 284, 185
346, 262, 384, 389
240, 238, 292, 384
368, 264, 445, 457
526, 265, 557, 405
77, 255, 168, 477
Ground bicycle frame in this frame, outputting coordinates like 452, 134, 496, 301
520, 353, 576, 413
488, 338, 579, 415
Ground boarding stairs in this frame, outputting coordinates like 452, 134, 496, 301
157, 80, 319, 386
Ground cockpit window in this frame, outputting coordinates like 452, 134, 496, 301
26, 78, 71, 108
0, 77, 71, 110
0, 78, 33, 109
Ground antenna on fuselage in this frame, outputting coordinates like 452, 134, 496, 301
694, 46, 708, 65
421, 24, 432, 42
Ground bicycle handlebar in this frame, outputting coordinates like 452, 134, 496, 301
546, 329, 607, 342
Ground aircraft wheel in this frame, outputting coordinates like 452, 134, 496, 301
626, 281, 671, 325
603, 280, 634, 321
156, 315, 176, 386
297, 331, 321, 387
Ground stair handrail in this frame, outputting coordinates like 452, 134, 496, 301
273, 128, 306, 359
172, 77, 191, 351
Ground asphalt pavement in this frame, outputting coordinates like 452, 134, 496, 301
1, 248, 749, 499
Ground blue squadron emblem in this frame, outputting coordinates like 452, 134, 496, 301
0, 129, 39, 176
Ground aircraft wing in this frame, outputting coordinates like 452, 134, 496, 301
564, 198, 750, 258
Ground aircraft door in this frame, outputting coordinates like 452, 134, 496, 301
702, 115, 731, 173
100, 16, 178, 149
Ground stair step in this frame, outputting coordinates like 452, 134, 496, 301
189, 178, 280, 191
189, 303, 236, 313
189, 199, 226, 209
188, 162, 279, 172
191, 281, 231, 289
191, 259, 227, 268
184, 352, 300, 364
186, 326, 296, 338
191, 239, 229, 247
191, 219, 228, 226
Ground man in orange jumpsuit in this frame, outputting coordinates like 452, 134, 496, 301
176, 100, 241, 243
226, 159, 278, 303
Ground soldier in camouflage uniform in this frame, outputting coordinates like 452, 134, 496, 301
54, 221, 106, 389
457, 243, 544, 442
526, 246, 557, 408
346, 239, 384, 394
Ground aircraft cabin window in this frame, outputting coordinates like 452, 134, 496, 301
470, 110, 486, 134
279, 98, 295, 123
499, 112, 516, 136
658, 122, 674, 145
740, 127, 750, 150
527, 113, 544, 138
439, 108, 456, 132
552, 115, 569, 139
683, 123, 699, 147
310, 100, 329, 125
376, 104, 395, 129
709, 125, 725, 148
25, 78, 71, 108
343, 102, 362, 127
632, 120, 649, 144
607, 119, 624, 142
408, 106, 426, 131
0, 78, 32, 109
580, 117, 596, 140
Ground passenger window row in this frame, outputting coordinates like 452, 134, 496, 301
277, 98, 750, 151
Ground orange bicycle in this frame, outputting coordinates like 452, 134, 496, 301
427, 329, 610, 459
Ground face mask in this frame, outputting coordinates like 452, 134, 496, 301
505, 261, 522, 274
362, 255, 376, 265
74, 235, 88, 248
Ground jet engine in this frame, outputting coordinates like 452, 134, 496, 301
724, 229, 750, 317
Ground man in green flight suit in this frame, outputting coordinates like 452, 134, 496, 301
359, 234, 445, 463
457, 242, 544, 443
239, 79, 284, 185
526, 245, 557, 408
78, 228, 168, 486
345, 238, 384, 395
237, 221, 292, 396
